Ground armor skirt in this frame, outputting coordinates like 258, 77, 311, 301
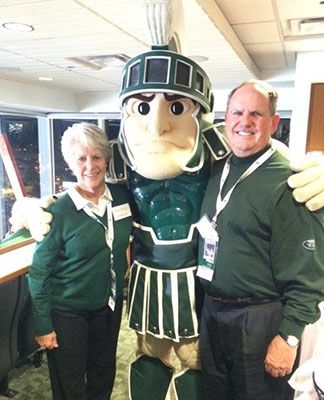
127, 261, 200, 342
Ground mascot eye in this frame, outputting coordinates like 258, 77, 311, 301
170, 101, 188, 115
137, 102, 150, 115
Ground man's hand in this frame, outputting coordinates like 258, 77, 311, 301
288, 152, 324, 211
35, 331, 59, 350
264, 335, 298, 378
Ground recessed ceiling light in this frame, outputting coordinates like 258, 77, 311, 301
38, 77, 53, 81
66, 54, 130, 70
2, 22, 34, 32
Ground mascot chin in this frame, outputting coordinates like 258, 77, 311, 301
6, 2, 324, 399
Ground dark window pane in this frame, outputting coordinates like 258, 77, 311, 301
175, 61, 191, 87
145, 58, 169, 83
104, 120, 120, 140
195, 71, 204, 93
0, 116, 39, 236
129, 62, 140, 87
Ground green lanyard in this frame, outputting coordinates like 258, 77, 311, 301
84, 202, 116, 311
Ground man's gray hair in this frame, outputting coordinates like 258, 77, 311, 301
226, 79, 278, 116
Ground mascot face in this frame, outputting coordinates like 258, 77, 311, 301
122, 92, 200, 180
118, 49, 213, 179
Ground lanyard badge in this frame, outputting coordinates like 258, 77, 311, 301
197, 214, 219, 281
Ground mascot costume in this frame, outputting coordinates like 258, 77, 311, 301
116, 33, 227, 400
7, 1, 324, 399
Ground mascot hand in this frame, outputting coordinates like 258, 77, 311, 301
288, 152, 324, 211
10, 196, 55, 241
271, 138, 289, 159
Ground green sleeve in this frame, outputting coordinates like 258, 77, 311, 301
28, 214, 62, 335
271, 190, 324, 338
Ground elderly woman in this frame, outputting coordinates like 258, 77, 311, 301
28, 123, 132, 400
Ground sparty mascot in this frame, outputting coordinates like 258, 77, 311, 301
8, 2, 324, 400
116, 45, 229, 400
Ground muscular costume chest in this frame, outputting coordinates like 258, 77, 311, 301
128, 156, 210, 241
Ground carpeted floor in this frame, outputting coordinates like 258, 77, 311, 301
0, 305, 136, 400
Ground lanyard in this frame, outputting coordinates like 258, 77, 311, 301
83, 201, 114, 253
83, 201, 116, 310
212, 147, 275, 228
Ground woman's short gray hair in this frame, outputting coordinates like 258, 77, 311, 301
61, 123, 112, 167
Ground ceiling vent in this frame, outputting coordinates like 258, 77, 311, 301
65, 54, 130, 70
0, 67, 21, 72
289, 17, 324, 36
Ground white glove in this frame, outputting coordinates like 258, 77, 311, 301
271, 138, 290, 159
288, 152, 324, 211
288, 356, 323, 399
10, 196, 55, 242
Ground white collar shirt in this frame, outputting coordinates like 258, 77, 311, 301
68, 185, 112, 217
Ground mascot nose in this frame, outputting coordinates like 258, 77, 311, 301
148, 110, 171, 137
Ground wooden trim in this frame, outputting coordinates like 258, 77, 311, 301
0, 266, 29, 285
0, 237, 35, 255
0, 240, 35, 285
306, 83, 324, 153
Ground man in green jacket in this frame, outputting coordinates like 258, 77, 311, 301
198, 80, 324, 400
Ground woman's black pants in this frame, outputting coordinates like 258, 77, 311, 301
46, 298, 123, 400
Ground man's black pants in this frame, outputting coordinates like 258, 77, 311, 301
200, 295, 296, 400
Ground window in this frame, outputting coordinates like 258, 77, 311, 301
104, 119, 120, 140
0, 114, 120, 240
0, 116, 39, 238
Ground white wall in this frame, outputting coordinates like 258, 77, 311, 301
77, 91, 120, 113
0, 78, 78, 113
289, 51, 324, 156
78, 91, 120, 113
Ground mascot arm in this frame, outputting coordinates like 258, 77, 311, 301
288, 152, 324, 211
272, 140, 324, 211
10, 196, 55, 242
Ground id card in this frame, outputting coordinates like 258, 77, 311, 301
112, 203, 132, 220
197, 214, 219, 281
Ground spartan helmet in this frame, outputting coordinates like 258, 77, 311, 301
118, 46, 214, 173
119, 47, 213, 113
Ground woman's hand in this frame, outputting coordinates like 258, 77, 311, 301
35, 331, 59, 350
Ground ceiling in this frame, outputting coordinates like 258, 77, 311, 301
0, 0, 324, 96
